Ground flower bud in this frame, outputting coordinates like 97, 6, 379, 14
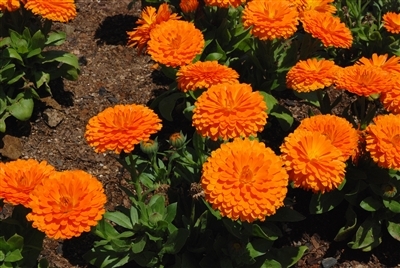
382, 183, 397, 198
169, 132, 186, 148
140, 139, 158, 155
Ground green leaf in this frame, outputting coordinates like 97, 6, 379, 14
131, 236, 146, 254
4, 249, 23, 262
45, 31, 66, 46
6, 234, 23, 251
41, 51, 79, 69
267, 207, 305, 222
334, 205, 357, 242
7, 92, 34, 121
309, 190, 344, 214
130, 207, 139, 226
158, 92, 185, 121
162, 228, 190, 254
269, 246, 308, 268
252, 223, 281, 241
27, 48, 42, 58
34, 71, 50, 89
104, 211, 134, 230
204, 52, 223, 61
348, 217, 381, 250
164, 202, 177, 223
38, 258, 49, 268
3, 48, 23, 64
383, 199, 400, 213
148, 194, 165, 214
30, 30, 46, 51
360, 196, 382, 212
94, 218, 121, 240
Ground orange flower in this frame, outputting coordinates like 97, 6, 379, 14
0, 159, 55, 207
335, 65, 394, 97
280, 129, 346, 193
180, 0, 198, 13
24, 0, 76, 22
297, 114, 359, 160
85, 104, 162, 154
0, 0, 21, 12
301, 10, 353, 48
365, 114, 400, 170
126, 4, 180, 55
148, 20, 204, 68
203, 0, 244, 8
192, 83, 267, 140
294, 0, 336, 14
242, 0, 299, 40
177, 61, 239, 92
201, 138, 288, 222
381, 78, 400, 114
286, 58, 338, 92
357, 53, 400, 76
26, 170, 107, 239
383, 12, 400, 34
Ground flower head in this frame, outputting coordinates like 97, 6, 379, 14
26, 170, 107, 239
242, 0, 299, 40
202, 138, 288, 222
127, 4, 180, 55
24, 0, 76, 22
357, 53, 400, 76
294, 0, 336, 14
0, 0, 21, 12
335, 65, 394, 97
365, 114, 400, 170
192, 83, 267, 140
286, 58, 338, 92
85, 104, 162, 154
203, 0, 245, 8
148, 20, 204, 67
0, 159, 55, 206
301, 10, 353, 48
180, 0, 199, 13
297, 114, 359, 160
383, 12, 400, 34
280, 129, 346, 193
177, 61, 239, 92
381, 78, 400, 114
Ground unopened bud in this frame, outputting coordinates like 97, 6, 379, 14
169, 132, 186, 148
382, 183, 397, 198
140, 139, 158, 155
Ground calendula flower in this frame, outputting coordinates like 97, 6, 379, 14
365, 114, 400, 170
381, 78, 400, 114
85, 104, 162, 154
177, 61, 239, 92
192, 83, 267, 140
280, 129, 346, 193
202, 138, 288, 222
26, 170, 107, 239
383, 12, 400, 34
0, 0, 21, 12
127, 4, 180, 55
242, 0, 299, 40
180, 0, 199, 13
294, 0, 336, 14
203, 0, 244, 8
335, 65, 394, 97
148, 20, 204, 67
0, 159, 55, 207
286, 58, 338, 92
297, 114, 359, 160
357, 53, 400, 76
24, 0, 76, 22
301, 10, 353, 48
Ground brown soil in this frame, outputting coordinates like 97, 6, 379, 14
2, 1, 400, 268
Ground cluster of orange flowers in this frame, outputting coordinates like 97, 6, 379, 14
126, 3, 204, 67
286, 53, 400, 111
0, 159, 106, 239
242, 0, 352, 48
0, 0, 76, 22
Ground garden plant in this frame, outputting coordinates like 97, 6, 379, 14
1, 0, 400, 267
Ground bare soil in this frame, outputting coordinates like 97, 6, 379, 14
1, 1, 400, 267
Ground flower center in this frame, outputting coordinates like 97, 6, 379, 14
60, 196, 73, 212
240, 165, 253, 184
170, 36, 182, 49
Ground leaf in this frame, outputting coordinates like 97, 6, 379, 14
360, 196, 382, 212
269, 246, 308, 267
4, 249, 23, 262
45, 31, 66, 46
131, 236, 146, 254
30, 30, 46, 51
309, 190, 344, 214
4, 48, 23, 64
130, 207, 139, 226
383, 199, 400, 213
334, 206, 357, 242
162, 228, 190, 254
158, 92, 185, 121
6, 234, 23, 251
7, 93, 34, 121
252, 223, 281, 241
204, 52, 223, 61
348, 217, 381, 250
267, 207, 305, 222
104, 211, 134, 230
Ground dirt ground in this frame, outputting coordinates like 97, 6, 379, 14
2, 1, 400, 267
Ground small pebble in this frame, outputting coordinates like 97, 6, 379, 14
321, 257, 337, 268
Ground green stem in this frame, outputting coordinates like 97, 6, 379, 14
128, 153, 143, 202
